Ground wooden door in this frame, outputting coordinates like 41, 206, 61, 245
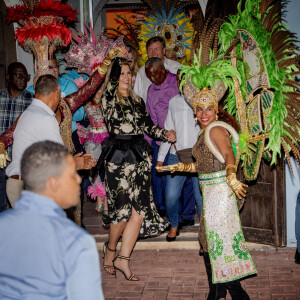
238, 158, 286, 247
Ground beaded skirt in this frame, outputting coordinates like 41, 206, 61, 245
199, 170, 257, 283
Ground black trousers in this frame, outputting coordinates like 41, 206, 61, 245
203, 252, 250, 300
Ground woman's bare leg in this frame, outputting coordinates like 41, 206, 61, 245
114, 208, 143, 280
104, 221, 126, 274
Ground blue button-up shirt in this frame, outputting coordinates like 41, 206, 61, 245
0, 191, 104, 300
0, 88, 33, 158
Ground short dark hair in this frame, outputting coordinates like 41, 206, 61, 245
146, 36, 166, 50
145, 57, 165, 69
21, 141, 70, 192
7, 62, 27, 75
35, 74, 59, 96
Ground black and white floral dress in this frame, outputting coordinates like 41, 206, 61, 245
100, 58, 169, 237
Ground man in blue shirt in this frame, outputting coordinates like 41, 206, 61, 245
0, 141, 104, 300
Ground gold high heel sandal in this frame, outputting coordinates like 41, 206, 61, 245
112, 254, 139, 281
103, 242, 116, 275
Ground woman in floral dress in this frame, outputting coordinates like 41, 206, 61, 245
99, 57, 175, 281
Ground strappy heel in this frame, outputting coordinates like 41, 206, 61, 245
103, 242, 116, 275
112, 254, 139, 281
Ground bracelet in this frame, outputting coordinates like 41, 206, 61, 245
226, 164, 237, 173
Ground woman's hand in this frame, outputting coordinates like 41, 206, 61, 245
156, 162, 196, 173
98, 47, 127, 77
165, 130, 176, 142
226, 164, 248, 199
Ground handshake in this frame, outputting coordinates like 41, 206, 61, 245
156, 162, 196, 173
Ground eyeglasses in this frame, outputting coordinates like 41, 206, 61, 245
11, 73, 31, 81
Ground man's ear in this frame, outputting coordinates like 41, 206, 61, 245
47, 176, 59, 193
6, 74, 10, 83
163, 47, 166, 56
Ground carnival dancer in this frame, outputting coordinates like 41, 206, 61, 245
98, 57, 175, 281
77, 87, 109, 214
157, 58, 256, 299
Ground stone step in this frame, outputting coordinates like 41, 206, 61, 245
93, 230, 274, 251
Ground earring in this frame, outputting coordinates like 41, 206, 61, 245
216, 115, 218, 120
195, 117, 198, 122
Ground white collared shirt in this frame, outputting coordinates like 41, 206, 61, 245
134, 57, 181, 103
6, 98, 64, 176
157, 94, 201, 162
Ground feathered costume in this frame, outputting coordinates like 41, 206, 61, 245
138, 0, 196, 65
6, 0, 77, 82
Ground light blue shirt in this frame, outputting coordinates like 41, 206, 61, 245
61, 69, 88, 82
0, 191, 104, 300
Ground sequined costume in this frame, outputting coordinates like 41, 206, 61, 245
100, 58, 169, 237
77, 104, 109, 158
192, 126, 256, 283
77, 103, 109, 200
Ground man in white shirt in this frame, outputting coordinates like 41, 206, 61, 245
6, 74, 64, 206
134, 36, 181, 103
156, 92, 203, 242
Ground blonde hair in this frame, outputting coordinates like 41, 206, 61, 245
128, 46, 139, 77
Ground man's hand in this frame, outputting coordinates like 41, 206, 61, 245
74, 153, 97, 170
0, 142, 10, 169
156, 161, 164, 173
166, 130, 176, 143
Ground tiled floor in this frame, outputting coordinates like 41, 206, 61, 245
83, 200, 300, 299
99, 248, 300, 300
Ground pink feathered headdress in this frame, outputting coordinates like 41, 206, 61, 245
64, 23, 127, 76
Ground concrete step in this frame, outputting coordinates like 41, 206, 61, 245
93, 230, 275, 251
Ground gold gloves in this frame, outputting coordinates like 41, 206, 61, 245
0, 142, 10, 168
226, 164, 248, 199
156, 162, 196, 173
98, 47, 127, 77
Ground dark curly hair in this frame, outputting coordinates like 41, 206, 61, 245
217, 106, 240, 132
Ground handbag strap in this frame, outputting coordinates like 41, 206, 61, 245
172, 143, 177, 152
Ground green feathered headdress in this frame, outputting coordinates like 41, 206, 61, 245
218, 0, 300, 171
179, 46, 241, 113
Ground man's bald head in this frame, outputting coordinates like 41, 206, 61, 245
145, 57, 167, 86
